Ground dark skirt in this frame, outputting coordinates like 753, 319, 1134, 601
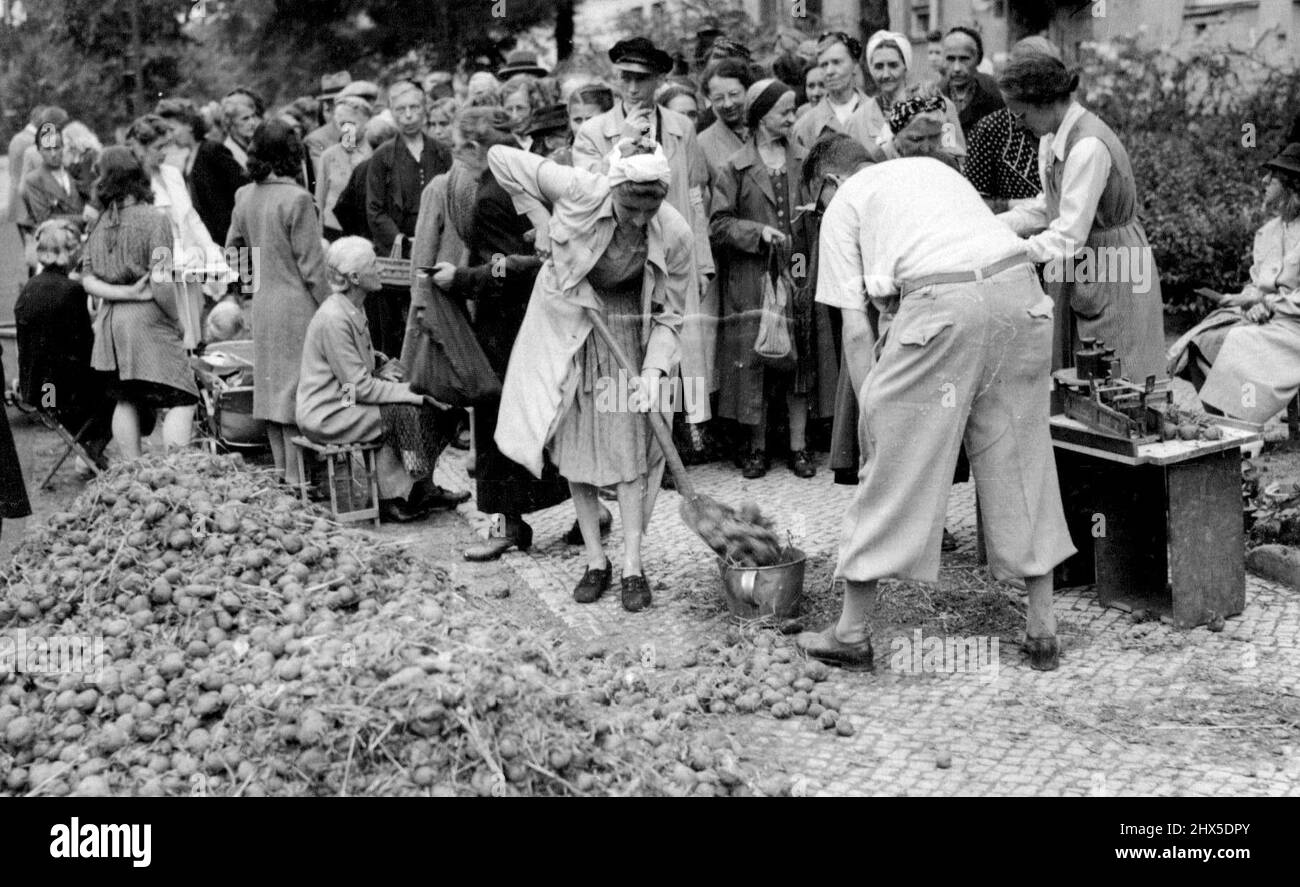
366, 285, 412, 359
0, 362, 32, 520
102, 371, 198, 439
475, 395, 570, 516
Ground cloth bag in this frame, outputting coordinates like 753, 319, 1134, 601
754, 244, 797, 371
403, 271, 501, 407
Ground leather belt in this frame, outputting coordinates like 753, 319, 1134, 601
897, 253, 1031, 297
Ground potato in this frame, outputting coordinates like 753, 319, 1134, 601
1178, 423, 1199, 440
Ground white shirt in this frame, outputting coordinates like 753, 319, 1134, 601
829, 92, 861, 125
996, 101, 1113, 264
816, 157, 1028, 309
51, 168, 72, 194
224, 136, 249, 171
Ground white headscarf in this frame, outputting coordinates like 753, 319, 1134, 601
605, 138, 672, 188
866, 30, 913, 71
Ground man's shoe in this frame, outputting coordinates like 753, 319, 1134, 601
795, 625, 874, 670
788, 449, 816, 479
563, 506, 612, 545
379, 497, 434, 524
573, 562, 611, 603
741, 449, 768, 479
1022, 635, 1060, 671
464, 520, 533, 561
621, 574, 652, 612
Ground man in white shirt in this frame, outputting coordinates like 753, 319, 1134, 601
802, 154, 1076, 671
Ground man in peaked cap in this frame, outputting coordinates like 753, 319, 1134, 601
572, 36, 718, 435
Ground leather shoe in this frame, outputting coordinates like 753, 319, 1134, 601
573, 562, 611, 603
379, 497, 434, 524
795, 625, 874, 670
412, 481, 470, 510
621, 574, 652, 612
1022, 635, 1060, 671
563, 506, 612, 545
787, 449, 816, 478
463, 519, 533, 561
741, 449, 767, 479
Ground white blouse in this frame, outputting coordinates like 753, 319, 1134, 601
996, 101, 1113, 264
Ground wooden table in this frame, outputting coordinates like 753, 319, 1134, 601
1050, 416, 1260, 629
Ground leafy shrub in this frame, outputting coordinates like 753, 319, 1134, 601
1079, 37, 1300, 313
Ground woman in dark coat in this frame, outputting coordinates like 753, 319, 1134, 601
424, 108, 570, 561
710, 78, 834, 479
15, 220, 113, 464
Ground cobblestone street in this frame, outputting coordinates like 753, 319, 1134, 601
403, 445, 1300, 797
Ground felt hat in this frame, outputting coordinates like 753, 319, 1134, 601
498, 50, 549, 80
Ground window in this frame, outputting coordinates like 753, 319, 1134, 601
910, 1, 931, 38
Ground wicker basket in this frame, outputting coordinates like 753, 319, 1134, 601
377, 234, 411, 288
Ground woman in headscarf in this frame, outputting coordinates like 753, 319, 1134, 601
1168, 145, 1300, 423
81, 147, 198, 459
859, 30, 964, 163
711, 78, 833, 480
879, 90, 963, 169
488, 138, 694, 612
996, 54, 1166, 382
227, 119, 330, 487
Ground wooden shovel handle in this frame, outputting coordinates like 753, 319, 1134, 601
584, 307, 696, 500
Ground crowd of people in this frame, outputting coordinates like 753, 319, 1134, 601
2, 23, 1297, 660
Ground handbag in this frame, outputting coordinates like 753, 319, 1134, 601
403, 271, 501, 407
753, 244, 797, 371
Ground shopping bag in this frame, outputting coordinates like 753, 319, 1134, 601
753, 245, 796, 371
403, 272, 501, 407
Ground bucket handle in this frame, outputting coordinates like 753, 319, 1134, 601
738, 569, 758, 604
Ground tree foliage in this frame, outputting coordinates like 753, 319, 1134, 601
1, 0, 565, 138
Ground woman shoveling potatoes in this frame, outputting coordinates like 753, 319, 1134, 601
487, 139, 693, 613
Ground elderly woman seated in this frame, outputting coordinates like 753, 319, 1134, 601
296, 237, 468, 522
1169, 145, 1300, 424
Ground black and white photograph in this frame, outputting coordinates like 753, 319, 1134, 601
0, 0, 1294, 834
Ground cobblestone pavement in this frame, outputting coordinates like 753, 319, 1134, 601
408, 441, 1300, 798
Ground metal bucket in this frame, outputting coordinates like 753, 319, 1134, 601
718, 549, 807, 619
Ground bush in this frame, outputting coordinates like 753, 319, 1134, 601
1079, 37, 1300, 314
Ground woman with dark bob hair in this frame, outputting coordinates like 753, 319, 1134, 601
226, 119, 329, 487
81, 147, 198, 459
996, 54, 1166, 383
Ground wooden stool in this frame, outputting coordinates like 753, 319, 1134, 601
289, 437, 382, 527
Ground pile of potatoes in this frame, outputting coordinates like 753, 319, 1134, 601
1, 453, 839, 797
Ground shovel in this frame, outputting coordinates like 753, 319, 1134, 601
584, 308, 782, 560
